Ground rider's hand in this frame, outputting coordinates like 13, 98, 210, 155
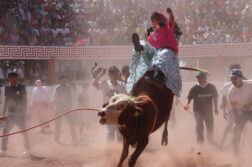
166, 8, 173, 14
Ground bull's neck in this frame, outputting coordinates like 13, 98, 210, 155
118, 117, 138, 145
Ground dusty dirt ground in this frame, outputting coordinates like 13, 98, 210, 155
0, 82, 252, 167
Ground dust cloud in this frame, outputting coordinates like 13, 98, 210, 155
0, 76, 252, 167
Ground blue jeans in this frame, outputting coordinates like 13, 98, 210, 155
2, 112, 30, 152
233, 110, 252, 153
194, 111, 214, 144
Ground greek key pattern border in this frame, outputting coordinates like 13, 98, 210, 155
0, 43, 251, 59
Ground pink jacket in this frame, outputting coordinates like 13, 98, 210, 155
156, 21, 178, 53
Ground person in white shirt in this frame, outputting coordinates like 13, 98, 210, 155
220, 64, 247, 148
29, 79, 52, 134
93, 66, 127, 141
228, 69, 252, 154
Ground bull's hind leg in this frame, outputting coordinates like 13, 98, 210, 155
128, 137, 149, 167
161, 118, 168, 146
161, 92, 174, 146
117, 140, 130, 167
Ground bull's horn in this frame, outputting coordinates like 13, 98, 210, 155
179, 66, 212, 75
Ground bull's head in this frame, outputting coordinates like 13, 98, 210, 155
98, 94, 143, 125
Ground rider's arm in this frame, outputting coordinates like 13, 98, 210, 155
167, 8, 174, 25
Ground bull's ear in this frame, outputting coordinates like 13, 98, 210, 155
133, 106, 143, 117
102, 102, 109, 108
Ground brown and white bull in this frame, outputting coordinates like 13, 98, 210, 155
98, 71, 174, 167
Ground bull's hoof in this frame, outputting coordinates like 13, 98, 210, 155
161, 136, 168, 146
132, 33, 144, 52
161, 130, 168, 146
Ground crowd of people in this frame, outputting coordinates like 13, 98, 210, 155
0, 61, 49, 86
0, 0, 251, 46
0, 63, 251, 158
0, 64, 130, 156
184, 64, 252, 155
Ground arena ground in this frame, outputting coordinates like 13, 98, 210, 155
0, 82, 252, 167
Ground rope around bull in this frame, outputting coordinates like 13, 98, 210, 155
0, 108, 100, 138
0, 98, 201, 138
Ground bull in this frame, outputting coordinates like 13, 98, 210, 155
98, 70, 174, 167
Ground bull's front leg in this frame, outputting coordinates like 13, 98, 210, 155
128, 137, 148, 167
161, 117, 168, 146
117, 139, 130, 167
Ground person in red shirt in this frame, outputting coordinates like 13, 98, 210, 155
131, 7, 182, 97
150, 8, 178, 53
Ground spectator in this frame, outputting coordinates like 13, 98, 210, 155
0, 31, 10, 45
53, 75, 78, 145
29, 79, 52, 134
9, 28, 21, 45
28, 33, 39, 46
92, 66, 127, 141
30, 24, 40, 40
121, 65, 130, 83
16, 62, 25, 82
30, 62, 42, 82
74, 34, 85, 46
40, 22, 52, 45
0, 72, 31, 157
53, 33, 65, 46
0, 0, 250, 46
6, 64, 15, 75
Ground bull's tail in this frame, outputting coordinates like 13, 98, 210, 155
179, 66, 211, 75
